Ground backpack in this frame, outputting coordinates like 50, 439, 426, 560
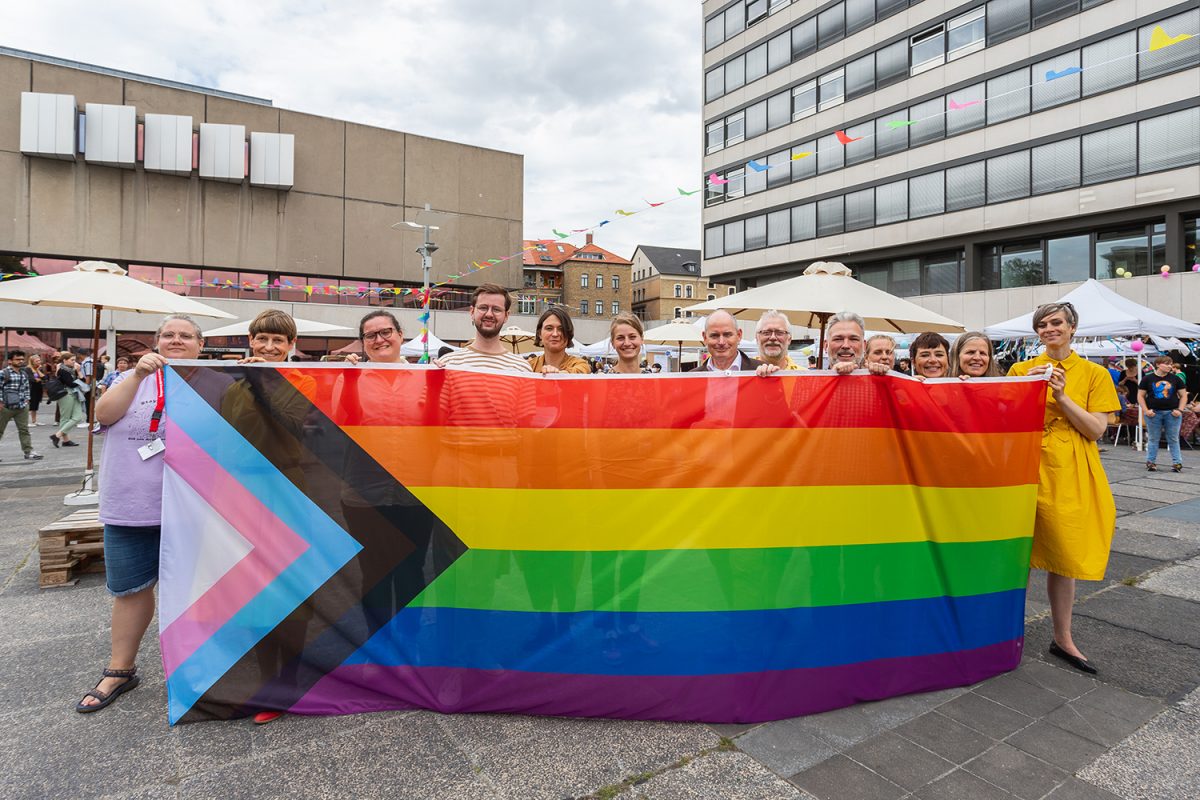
44, 375, 68, 401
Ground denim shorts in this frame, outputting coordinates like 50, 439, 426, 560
104, 524, 161, 596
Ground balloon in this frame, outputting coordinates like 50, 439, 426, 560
1131, 340, 1144, 352
1160, 265, 1170, 273
1124, 272, 1133, 278
1193, 263, 1200, 272
1162, 272, 1171, 279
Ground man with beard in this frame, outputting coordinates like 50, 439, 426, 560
754, 310, 801, 371
437, 284, 533, 373
826, 311, 867, 375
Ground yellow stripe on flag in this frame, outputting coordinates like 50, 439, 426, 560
409, 484, 1037, 551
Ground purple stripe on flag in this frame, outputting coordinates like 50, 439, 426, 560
286, 639, 1022, 722
160, 419, 310, 678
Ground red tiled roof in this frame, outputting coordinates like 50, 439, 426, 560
523, 239, 578, 267
563, 242, 633, 266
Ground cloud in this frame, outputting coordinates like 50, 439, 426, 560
1, 1, 702, 260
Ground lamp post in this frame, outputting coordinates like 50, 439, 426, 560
392, 204, 452, 362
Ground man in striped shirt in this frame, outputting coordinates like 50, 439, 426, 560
437, 284, 533, 373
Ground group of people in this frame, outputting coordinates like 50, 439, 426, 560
75, 285, 1129, 717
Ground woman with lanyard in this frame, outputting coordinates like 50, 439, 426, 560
77, 314, 203, 712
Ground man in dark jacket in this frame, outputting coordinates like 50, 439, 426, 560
687, 310, 764, 372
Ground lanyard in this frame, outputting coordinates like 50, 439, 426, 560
149, 371, 165, 434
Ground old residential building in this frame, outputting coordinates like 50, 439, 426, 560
631, 245, 735, 321
562, 235, 633, 321
520, 239, 570, 313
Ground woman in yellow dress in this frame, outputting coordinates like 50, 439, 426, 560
1008, 302, 1119, 674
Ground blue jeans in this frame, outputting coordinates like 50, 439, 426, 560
1146, 411, 1182, 466
104, 524, 161, 596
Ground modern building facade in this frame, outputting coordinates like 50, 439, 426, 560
0, 47, 543, 352
700, 0, 1200, 329
631, 245, 736, 321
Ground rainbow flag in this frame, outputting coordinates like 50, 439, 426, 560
159, 365, 1046, 724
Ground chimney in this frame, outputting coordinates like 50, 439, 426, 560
585, 233, 594, 246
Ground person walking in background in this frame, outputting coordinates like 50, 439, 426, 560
98, 356, 130, 396
25, 353, 44, 426
1139, 355, 1188, 473
50, 351, 85, 448
0, 350, 44, 461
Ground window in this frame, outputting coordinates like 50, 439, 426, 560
746, 100, 767, 139
1139, 9, 1200, 80
595, 301, 603, 316
1082, 124, 1136, 184
612, 301, 620, 315
986, 151, 1030, 203
518, 296, 535, 315
844, 122, 874, 166
747, 0, 768, 26
909, 97, 945, 147
792, 18, 817, 60
746, 44, 768, 83
767, 91, 790, 130
1031, 138, 1080, 194
910, 25, 946, 74
946, 83, 985, 135
725, 5, 745, 39
596, 274, 603, 289
1047, 235, 1090, 284
877, 0, 907, 19
685, 284, 694, 299
674, 307, 683, 319
891, 259, 921, 297
1031, 0, 1077, 28
1096, 228, 1149, 279
845, 188, 875, 231
580, 300, 588, 315
708, 294, 717, 301
858, 266, 889, 290
924, 253, 962, 293
792, 81, 817, 120
706, 121, 724, 154
791, 203, 816, 241
705, 15, 724, 50
817, 132, 844, 174
946, 161, 986, 210
766, 149, 791, 189
746, 215, 767, 250
818, 68, 844, 111
876, 40, 909, 87
580, 273, 588, 288
1032, 51, 1081, 110
1083, 32, 1135, 96
948, 7, 986, 60
674, 284, 682, 297
987, 0, 1030, 46
726, 111, 745, 146
1140, 107, 1200, 173
876, 115, 908, 157
876, 180, 908, 224
846, 0, 875, 35
768, 209, 790, 245
768, 31, 791, 72
706, 68, 724, 102
908, 172, 945, 218
792, 142, 817, 181
846, 53, 875, 100
727, 167, 746, 200
725, 57, 745, 93
987, 68, 1030, 124
817, 196, 844, 237
818, 4, 845, 46
612, 275, 620, 290
989, 242, 1045, 288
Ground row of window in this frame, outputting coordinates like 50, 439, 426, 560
577, 300, 623, 316
705, 0, 1109, 105
631, 287, 720, 302
702, 106, 1200, 259
705, 8, 1200, 200
705, 0, 915, 52
578, 274, 622, 289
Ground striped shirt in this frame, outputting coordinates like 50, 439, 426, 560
439, 347, 533, 373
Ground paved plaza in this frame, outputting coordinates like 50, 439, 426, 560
1, 431, 1198, 799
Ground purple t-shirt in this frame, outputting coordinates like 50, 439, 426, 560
98, 371, 166, 527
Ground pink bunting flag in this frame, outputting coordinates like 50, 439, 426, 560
948, 99, 980, 110
707, 173, 729, 186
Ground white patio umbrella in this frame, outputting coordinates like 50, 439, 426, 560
643, 320, 705, 360
0, 261, 234, 504
498, 325, 537, 353
202, 317, 351, 337
686, 261, 965, 362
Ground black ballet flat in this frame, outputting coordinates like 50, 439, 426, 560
1049, 641, 1098, 675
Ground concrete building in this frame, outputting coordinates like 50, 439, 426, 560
700, 0, 1200, 330
0, 47, 577, 352
562, 236, 633, 323
631, 245, 736, 321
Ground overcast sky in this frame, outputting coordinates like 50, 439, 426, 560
3, 1, 703, 262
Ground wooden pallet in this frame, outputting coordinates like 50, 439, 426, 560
38, 508, 105, 588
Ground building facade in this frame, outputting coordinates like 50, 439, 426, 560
631, 245, 736, 321
700, 0, 1200, 329
562, 236, 633, 322
0, 47, 534, 350
520, 239, 571, 313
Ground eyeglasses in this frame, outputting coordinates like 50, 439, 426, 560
363, 327, 398, 342
757, 329, 790, 339
158, 332, 198, 341
474, 305, 506, 315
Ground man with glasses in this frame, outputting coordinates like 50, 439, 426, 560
687, 310, 764, 372
754, 310, 801, 371
0, 350, 44, 461
437, 284, 532, 373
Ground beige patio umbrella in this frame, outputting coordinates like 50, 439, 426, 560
0, 261, 234, 503
498, 325, 537, 353
686, 261, 964, 364
202, 317, 352, 337
643, 319, 705, 360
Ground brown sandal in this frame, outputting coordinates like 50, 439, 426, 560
75, 666, 140, 713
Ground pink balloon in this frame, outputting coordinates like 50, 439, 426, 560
1193, 263, 1200, 272
1162, 272, 1171, 279
1131, 340, 1144, 352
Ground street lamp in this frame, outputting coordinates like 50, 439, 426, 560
392, 204, 452, 362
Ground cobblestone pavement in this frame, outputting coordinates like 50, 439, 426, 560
1, 432, 1197, 799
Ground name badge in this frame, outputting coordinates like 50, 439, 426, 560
138, 437, 166, 461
